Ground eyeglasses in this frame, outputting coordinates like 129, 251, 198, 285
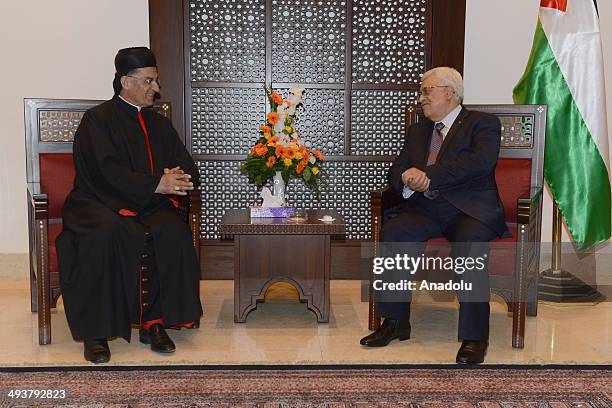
418, 85, 450, 97
126, 75, 161, 87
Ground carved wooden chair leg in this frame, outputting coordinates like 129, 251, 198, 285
37, 219, 52, 345
368, 296, 381, 331
511, 301, 526, 349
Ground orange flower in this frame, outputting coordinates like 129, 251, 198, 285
267, 135, 279, 147
287, 149, 296, 159
253, 143, 268, 157
296, 161, 306, 174
314, 149, 324, 161
266, 156, 276, 168
275, 145, 283, 158
271, 92, 283, 105
267, 112, 280, 125
259, 125, 272, 133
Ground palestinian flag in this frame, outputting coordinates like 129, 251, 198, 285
513, 0, 610, 251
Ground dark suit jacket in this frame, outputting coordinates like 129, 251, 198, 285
388, 106, 507, 237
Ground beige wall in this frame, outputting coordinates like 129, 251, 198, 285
1, 0, 611, 252
0, 0, 149, 252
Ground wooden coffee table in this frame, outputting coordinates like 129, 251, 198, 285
219, 209, 345, 323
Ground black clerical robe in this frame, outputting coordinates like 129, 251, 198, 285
56, 96, 202, 341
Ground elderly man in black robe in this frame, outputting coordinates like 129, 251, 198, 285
56, 47, 203, 364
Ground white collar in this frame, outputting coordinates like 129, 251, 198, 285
437, 104, 462, 135
118, 95, 142, 112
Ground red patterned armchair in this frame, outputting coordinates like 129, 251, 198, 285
368, 104, 546, 349
24, 98, 201, 345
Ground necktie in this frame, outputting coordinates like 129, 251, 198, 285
137, 111, 155, 175
426, 122, 445, 166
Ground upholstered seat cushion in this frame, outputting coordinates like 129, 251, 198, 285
39, 153, 74, 273
426, 224, 517, 277
495, 158, 531, 224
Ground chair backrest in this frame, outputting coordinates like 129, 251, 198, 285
404, 104, 547, 225
24, 98, 172, 221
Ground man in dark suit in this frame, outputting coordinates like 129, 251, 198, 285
359, 67, 507, 364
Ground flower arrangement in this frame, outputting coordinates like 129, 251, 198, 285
241, 85, 327, 198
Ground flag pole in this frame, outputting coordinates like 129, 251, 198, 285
538, 202, 606, 303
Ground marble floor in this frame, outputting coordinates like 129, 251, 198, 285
1, 276, 610, 367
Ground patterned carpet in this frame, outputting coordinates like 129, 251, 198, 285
0, 366, 610, 407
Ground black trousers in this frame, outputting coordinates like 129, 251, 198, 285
377, 194, 497, 341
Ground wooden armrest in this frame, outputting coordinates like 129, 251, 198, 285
189, 188, 202, 212
371, 186, 404, 213
187, 189, 201, 262
27, 182, 48, 220
517, 187, 543, 225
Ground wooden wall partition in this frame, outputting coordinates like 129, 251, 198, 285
149, 0, 466, 279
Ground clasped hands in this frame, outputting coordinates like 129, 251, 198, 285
401, 167, 430, 192
155, 166, 194, 196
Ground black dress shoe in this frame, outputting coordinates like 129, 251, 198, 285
84, 339, 110, 364
360, 318, 411, 347
456, 340, 488, 364
139, 323, 176, 353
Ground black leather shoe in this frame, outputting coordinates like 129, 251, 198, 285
360, 318, 411, 347
456, 340, 488, 364
139, 324, 176, 353
83, 339, 110, 364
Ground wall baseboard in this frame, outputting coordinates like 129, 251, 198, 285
0, 253, 28, 278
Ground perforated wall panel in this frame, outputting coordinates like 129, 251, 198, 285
198, 160, 390, 240
272, 0, 346, 83
191, 88, 267, 155
351, 90, 418, 155
189, 0, 429, 241
289, 88, 345, 156
352, 0, 427, 84
189, 0, 266, 82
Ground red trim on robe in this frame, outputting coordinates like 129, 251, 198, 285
137, 111, 155, 176
142, 319, 197, 330
142, 318, 164, 330
119, 209, 138, 216
168, 197, 180, 208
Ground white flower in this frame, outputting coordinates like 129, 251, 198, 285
287, 94, 303, 111
274, 116, 285, 133
274, 106, 287, 133
309, 155, 316, 164
278, 133, 291, 146
290, 84, 305, 96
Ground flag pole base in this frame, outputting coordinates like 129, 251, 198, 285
538, 268, 606, 305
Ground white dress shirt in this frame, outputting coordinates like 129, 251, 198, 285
402, 104, 462, 199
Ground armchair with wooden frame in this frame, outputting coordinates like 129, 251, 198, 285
368, 104, 546, 349
24, 98, 201, 345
